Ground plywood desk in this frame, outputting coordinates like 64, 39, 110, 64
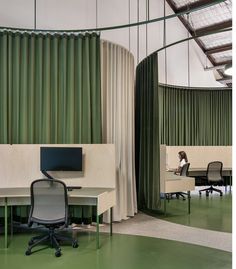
162, 172, 195, 215
0, 187, 115, 249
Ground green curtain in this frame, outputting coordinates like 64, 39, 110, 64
0, 30, 102, 223
0, 32, 8, 143
159, 85, 232, 145
135, 55, 232, 211
135, 54, 160, 210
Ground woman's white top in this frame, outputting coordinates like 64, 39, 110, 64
179, 158, 187, 167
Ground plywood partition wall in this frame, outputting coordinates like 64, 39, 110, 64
0, 144, 116, 188
159, 145, 166, 193
166, 146, 232, 170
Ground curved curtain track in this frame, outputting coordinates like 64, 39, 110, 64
101, 40, 137, 221
135, 54, 232, 211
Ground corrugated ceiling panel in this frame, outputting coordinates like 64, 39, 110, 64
183, 0, 232, 29
211, 50, 232, 63
199, 31, 232, 49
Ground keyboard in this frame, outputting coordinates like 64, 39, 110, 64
67, 186, 82, 191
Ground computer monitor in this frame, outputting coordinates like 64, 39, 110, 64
40, 147, 83, 172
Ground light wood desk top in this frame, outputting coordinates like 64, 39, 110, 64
0, 187, 115, 249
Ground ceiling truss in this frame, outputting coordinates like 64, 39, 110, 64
166, 0, 232, 87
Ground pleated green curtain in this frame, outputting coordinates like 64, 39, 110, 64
159, 85, 232, 145
135, 54, 232, 211
0, 32, 8, 143
0, 30, 101, 223
135, 54, 160, 210
0, 31, 101, 144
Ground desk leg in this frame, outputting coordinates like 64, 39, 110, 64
187, 191, 191, 214
4, 198, 8, 248
96, 214, 99, 249
11, 206, 13, 239
110, 207, 113, 236
164, 195, 167, 216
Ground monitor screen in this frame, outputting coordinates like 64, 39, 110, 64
40, 147, 83, 172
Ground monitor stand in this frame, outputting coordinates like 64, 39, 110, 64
41, 171, 82, 190
42, 170, 54, 179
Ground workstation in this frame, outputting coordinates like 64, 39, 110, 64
0, 144, 116, 251
0, 0, 233, 269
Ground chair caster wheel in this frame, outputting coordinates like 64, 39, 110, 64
206, 191, 209, 197
72, 242, 79, 248
28, 239, 34, 246
25, 249, 31, 256
55, 250, 61, 257
72, 241, 79, 248
199, 191, 201, 196
220, 193, 223, 197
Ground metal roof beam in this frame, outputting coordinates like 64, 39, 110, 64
195, 20, 232, 35
176, 0, 225, 13
214, 60, 232, 66
205, 44, 232, 55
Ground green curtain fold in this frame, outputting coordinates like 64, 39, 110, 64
135, 55, 232, 211
159, 85, 232, 145
135, 54, 160, 210
0, 32, 101, 144
0, 31, 102, 223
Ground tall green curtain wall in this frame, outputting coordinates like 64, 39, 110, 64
0, 31, 101, 144
135, 54, 160, 210
135, 55, 232, 211
0, 31, 102, 223
159, 85, 232, 145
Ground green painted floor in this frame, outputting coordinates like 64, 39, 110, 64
143, 192, 232, 233
0, 232, 232, 269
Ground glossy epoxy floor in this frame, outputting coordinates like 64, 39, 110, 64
0, 190, 232, 269
0, 233, 232, 269
144, 190, 232, 233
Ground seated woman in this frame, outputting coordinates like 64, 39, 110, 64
175, 151, 188, 175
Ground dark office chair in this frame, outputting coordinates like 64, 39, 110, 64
25, 179, 78, 257
180, 163, 190, 177
199, 161, 223, 197
170, 163, 190, 200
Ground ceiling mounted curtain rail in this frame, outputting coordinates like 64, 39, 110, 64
158, 83, 231, 91
0, 29, 100, 37
137, 27, 232, 67
0, 0, 225, 33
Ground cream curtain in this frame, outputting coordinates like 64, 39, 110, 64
101, 40, 137, 221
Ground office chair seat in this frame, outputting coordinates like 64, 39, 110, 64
25, 179, 78, 257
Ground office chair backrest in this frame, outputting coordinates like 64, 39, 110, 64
29, 179, 68, 226
207, 161, 223, 182
180, 163, 190, 177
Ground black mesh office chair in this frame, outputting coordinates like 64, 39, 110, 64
180, 163, 190, 177
170, 163, 190, 200
25, 179, 78, 257
176, 163, 190, 200
199, 161, 223, 197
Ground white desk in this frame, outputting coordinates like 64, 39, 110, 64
161, 172, 195, 215
188, 167, 232, 177
0, 187, 115, 249
168, 167, 232, 191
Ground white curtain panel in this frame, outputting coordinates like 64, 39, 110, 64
101, 40, 137, 221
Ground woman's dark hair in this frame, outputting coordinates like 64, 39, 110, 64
178, 151, 188, 162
